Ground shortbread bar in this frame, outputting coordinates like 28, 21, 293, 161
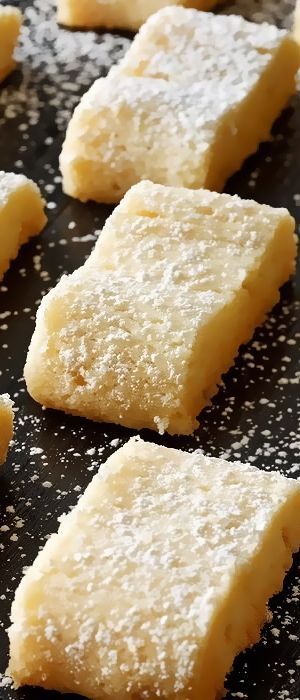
57, 0, 225, 31
60, 7, 300, 203
0, 172, 47, 280
24, 181, 296, 435
0, 394, 14, 465
8, 438, 300, 699
0, 6, 22, 83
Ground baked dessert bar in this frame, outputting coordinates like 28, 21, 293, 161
0, 6, 22, 83
24, 181, 296, 435
0, 172, 47, 280
60, 7, 300, 203
8, 438, 300, 699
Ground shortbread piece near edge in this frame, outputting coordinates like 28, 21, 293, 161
60, 7, 300, 204
57, 0, 225, 31
8, 438, 300, 698
0, 394, 14, 465
0, 6, 22, 83
0, 172, 47, 280
24, 181, 297, 435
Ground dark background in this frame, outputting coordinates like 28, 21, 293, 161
0, 0, 299, 698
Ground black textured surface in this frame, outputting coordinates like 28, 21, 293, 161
0, 1, 299, 699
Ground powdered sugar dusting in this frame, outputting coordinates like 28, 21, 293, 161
8, 438, 300, 697
0, 0, 299, 699
61, 5, 298, 202
25, 180, 296, 435
0, 0, 130, 133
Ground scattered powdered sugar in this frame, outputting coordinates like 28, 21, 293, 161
0, 0, 130, 132
0, 0, 299, 699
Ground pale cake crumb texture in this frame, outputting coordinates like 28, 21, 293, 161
0, 394, 14, 466
0, 171, 47, 280
8, 438, 300, 699
57, 0, 226, 30
60, 6, 300, 203
24, 181, 297, 435
0, 6, 22, 83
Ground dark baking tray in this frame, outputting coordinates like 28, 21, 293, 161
0, 0, 299, 698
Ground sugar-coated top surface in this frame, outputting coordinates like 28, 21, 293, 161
64, 74, 223, 187
10, 438, 300, 695
76, 74, 217, 161
120, 180, 289, 217
61, 7, 298, 195
0, 171, 39, 209
118, 7, 289, 91
90, 181, 292, 286
34, 266, 225, 434
29, 180, 294, 433
72, 71, 276, 180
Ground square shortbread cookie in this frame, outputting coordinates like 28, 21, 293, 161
24, 181, 296, 435
0, 6, 22, 83
60, 7, 300, 203
0, 172, 47, 280
0, 394, 14, 465
8, 438, 300, 699
57, 0, 225, 31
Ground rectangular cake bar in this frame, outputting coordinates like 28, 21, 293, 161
8, 438, 300, 699
60, 7, 300, 203
24, 180, 296, 435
